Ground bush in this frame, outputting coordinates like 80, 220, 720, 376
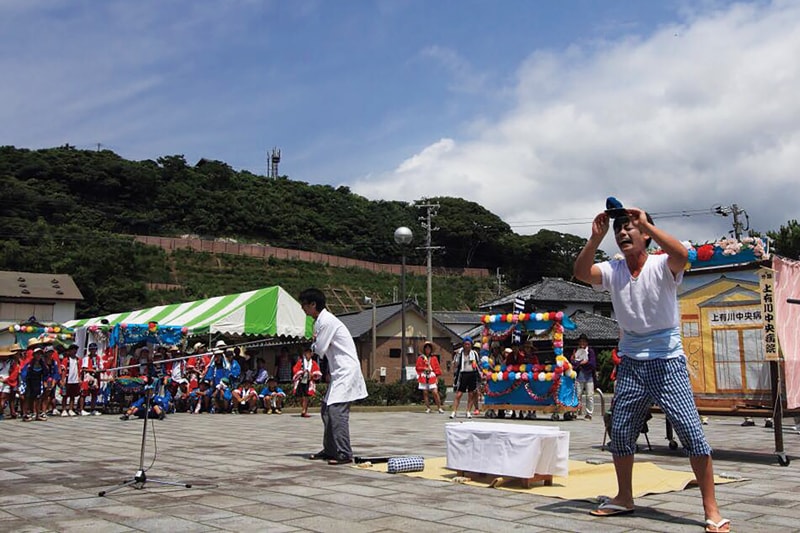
381, 380, 416, 406
596, 349, 614, 393
264, 378, 448, 408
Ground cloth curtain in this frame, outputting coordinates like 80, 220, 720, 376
773, 256, 800, 409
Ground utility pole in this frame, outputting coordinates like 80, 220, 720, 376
496, 267, 505, 296
417, 202, 443, 342
714, 204, 749, 239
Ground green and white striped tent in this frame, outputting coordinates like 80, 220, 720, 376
64, 286, 313, 338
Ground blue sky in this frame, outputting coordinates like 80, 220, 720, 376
2, 0, 797, 254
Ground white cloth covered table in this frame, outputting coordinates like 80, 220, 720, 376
445, 422, 570, 478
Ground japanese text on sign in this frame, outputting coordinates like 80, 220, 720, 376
759, 268, 779, 361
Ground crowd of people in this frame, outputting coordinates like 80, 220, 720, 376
1, 331, 605, 425
0, 337, 324, 422
0, 339, 109, 421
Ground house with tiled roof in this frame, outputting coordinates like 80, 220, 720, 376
0, 270, 84, 344
470, 278, 619, 352
432, 311, 486, 337
0, 271, 83, 319
338, 301, 462, 384
479, 277, 614, 318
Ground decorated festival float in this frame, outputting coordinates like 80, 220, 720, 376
5, 321, 75, 347
645, 235, 799, 465
661, 235, 772, 409
478, 311, 580, 415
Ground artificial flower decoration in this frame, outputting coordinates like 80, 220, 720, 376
697, 244, 715, 261
654, 236, 769, 269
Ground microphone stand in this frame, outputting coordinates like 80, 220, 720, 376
98, 385, 192, 496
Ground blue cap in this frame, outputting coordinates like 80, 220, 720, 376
605, 197, 627, 219
462, 336, 473, 344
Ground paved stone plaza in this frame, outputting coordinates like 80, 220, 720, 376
1, 408, 799, 532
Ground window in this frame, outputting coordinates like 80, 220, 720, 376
682, 321, 699, 338
742, 329, 769, 391
389, 348, 401, 359
713, 328, 769, 392
0, 302, 54, 322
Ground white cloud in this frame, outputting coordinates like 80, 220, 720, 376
352, 1, 800, 253
420, 45, 490, 94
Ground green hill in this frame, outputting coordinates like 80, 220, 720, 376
0, 145, 599, 318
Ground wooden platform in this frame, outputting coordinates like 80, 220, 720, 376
456, 470, 554, 489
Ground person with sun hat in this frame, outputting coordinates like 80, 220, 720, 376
0, 344, 24, 420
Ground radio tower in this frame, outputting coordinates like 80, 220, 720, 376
267, 148, 281, 179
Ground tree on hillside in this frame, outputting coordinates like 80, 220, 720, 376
0, 145, 607, 312
768, 220, 800, 260
426, 196, 512, 268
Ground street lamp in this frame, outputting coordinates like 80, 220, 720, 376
394, 226, 413, 382
364, 296, 377, 379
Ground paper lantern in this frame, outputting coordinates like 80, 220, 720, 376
519, 364, 526, 372
521, 372, 529, 381
555, 311, 563, 320
537, 372, 546, 381
535, 313, 543, 321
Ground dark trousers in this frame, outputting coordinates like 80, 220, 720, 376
321, 401, 353, 460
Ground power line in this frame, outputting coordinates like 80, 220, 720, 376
713, 204, 749, 239
507, 207, 718, 229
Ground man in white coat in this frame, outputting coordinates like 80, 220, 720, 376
299, 288, 368, 465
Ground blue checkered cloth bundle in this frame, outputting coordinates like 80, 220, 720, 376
387, 455, 425, 474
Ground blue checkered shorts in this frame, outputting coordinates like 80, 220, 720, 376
610, 355, 711, 456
